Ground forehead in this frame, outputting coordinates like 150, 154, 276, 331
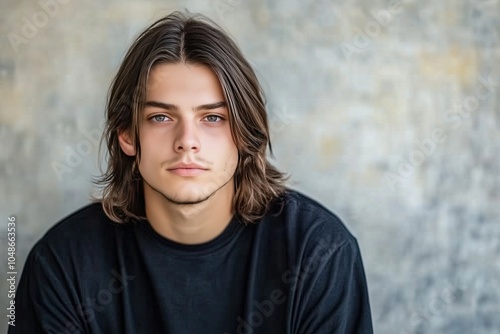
145, 63, 225, 101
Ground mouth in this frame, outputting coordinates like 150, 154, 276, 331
168, 162, 207, 176
169, 162, 207, 169
168, 168, 207, 176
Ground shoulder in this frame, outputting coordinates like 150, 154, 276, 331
269, 191, 373, 333
34, 202, 125, 253
270, 188, 358, 254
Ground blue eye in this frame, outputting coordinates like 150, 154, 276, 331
205, 115, 223, 122
150, 115, 170, 122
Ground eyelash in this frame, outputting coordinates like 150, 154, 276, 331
148, 114, 224, 123
149, 115, 170, 123
204, 115, 224, 123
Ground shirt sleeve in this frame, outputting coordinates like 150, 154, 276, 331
9, 242, 85, 334
294, 238, 373, 334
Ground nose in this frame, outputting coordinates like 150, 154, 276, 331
173, 119, 200, 153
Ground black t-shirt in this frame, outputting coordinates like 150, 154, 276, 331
9, 189, 373, 334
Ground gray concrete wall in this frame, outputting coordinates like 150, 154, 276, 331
1, 0, 499, 333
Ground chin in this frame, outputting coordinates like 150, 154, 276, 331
162, 181, 215, 202
164, 189, 213, 205
144, 172, 233, 205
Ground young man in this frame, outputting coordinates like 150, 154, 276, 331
12, 12, 373, 334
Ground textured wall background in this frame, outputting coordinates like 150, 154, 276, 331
1, 0, 499, 333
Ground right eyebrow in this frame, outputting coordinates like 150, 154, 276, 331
144, 101, 178, 110
145, 100, 228, 112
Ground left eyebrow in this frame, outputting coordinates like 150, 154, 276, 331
144, 100, 227, 112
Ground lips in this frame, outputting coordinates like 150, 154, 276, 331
167, 162, 208, 176
168, 162, 207, 170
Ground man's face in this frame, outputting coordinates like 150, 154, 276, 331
121, 63, 239, 205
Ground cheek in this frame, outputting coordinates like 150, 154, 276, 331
213, 133, 237, 154
139, 133, 171, 159
225, 144, 239, 172
225, 135, 239, 165
206, 136, 238, 167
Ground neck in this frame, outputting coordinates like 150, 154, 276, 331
143, 180, 235, 245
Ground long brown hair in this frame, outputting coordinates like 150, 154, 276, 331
94, 11, 289, 224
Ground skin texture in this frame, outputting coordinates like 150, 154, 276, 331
118, 63, 239, 244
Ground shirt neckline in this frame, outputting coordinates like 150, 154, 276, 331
138, 215, 246, 255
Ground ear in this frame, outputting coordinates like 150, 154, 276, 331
118, 129, 136, 156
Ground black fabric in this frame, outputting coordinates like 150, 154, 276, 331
10, 189, 373, 334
